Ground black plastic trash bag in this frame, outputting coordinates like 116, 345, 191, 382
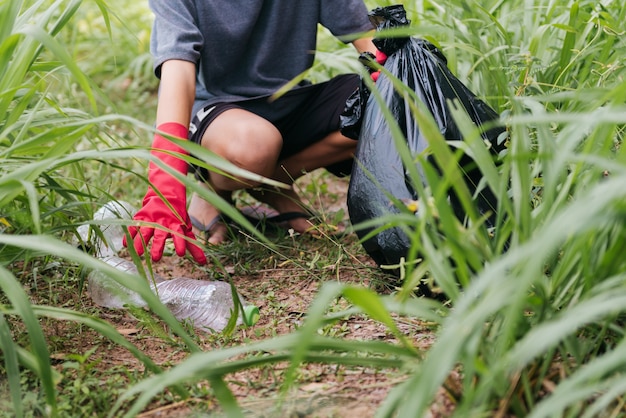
339, 52, 376, 141
343, 5, 505, 272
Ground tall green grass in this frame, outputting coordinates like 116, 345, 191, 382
0, 1, 212, 415
118, 1, 626, 416
2, 0, 626, 416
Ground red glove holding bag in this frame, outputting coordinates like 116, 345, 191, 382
124, 122, 207, 265
370, 50, 388, 82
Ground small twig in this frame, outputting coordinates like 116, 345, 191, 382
136, 399, 199, 417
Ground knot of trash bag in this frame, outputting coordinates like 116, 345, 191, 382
369, 4, 411, 56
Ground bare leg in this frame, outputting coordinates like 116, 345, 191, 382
189, 109, 282, 244
250, 131, 357, 233
276, 131, 357, 184
188, 109, 357, 243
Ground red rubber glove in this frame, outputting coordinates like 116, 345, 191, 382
370, 50, 388, 82
124, 122, 207, 265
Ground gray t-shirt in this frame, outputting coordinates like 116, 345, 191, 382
149, 0, 373, 115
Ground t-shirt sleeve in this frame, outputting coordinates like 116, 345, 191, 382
319, 0, 374, 41
149, 0, 203, 78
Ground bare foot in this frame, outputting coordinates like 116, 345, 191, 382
188, 192, 230, 245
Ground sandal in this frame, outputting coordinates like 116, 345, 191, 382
239, 205, 313, 231
189, 214, 230, 244
239, 205, 339, 238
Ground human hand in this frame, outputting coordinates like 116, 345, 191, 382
124, 122, 207, 265
370, 50, 388, 82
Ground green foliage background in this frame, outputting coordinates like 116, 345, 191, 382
1, 0, 626, 417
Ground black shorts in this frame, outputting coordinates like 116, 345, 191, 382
189, 73, 360, 180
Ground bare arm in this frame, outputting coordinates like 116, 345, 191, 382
352, 37, 377, 55
156, 59, 196, 128
126, 59, 207, 264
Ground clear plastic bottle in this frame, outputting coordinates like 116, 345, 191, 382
154, 278, 251, 331
82, 201, 259, 331
87, 255, 159, 309
75, 200, 137, 258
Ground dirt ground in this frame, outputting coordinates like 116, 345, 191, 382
34, 173, 451, 417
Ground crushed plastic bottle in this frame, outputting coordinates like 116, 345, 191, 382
81, 201, 259, 331
75, 200, 136, 258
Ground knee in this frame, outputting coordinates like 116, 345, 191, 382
203, 121, 282, 175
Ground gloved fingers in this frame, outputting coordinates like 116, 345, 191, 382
184, 229, 207, 265
173, 228, 207, 265
187, 243, 207, 265
150, 228, 169, 262
375, 50, 388, 64
126, 224, 139, 239
132, 226, 154, 256
123, 224, 139, 248
172, 229, 188, 257
372, 50, 387, 82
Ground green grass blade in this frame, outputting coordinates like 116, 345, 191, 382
281, 282, 344, 392
342, 286, 419, 355
16, 24, 97, 112
0, 266, 57, 414
0, 313, 23, 418
208, 377, 245, 418
528, 339, 626, 418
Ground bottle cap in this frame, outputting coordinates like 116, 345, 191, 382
243, 305, 260, 326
